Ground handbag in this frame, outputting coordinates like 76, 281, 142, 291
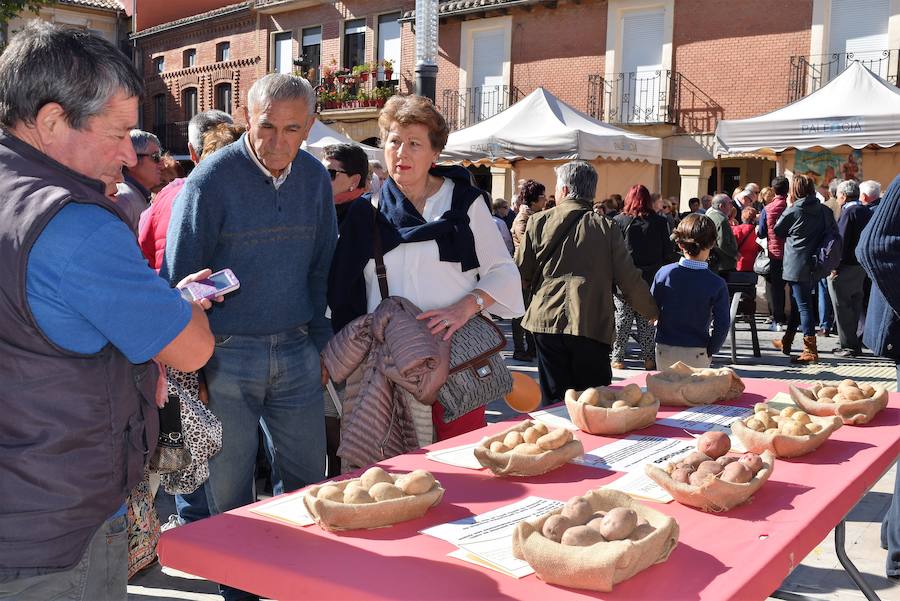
753, 248, 771, 276
372, 205, 512, 424
149, 386, 192, 475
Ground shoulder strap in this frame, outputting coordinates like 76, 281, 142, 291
372, 204, 389, 300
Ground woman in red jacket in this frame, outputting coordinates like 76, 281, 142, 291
731, 207, 761, 272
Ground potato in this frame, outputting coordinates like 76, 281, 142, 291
344, 487, 375, 504
781, 422, 808, 437
754, 411, 772, 427
738, 453, 764, 475
671, 467, 694, 484
561, 497, 594, 525
316, 485, 344, 503
489, 441, 509, 453
512, 443, 544, 455
360, 466, 394, 490
860, 384, 876, 398
697, 460, 724, 475
369, 482, 404, 501
841, 388, 864, 401
504, 431, 525, 448
638, 392, 657, 407
817, 386, 839, 399
689, 470, 713, 487
585, 517, 609, 536
764, 428, 779, 435
343, 482, 366, 496
682, 451, 712, 469
753, 402, 769, 413
721, 461, 753, 484
620, 383, 642, 405
578, 388, 602, 407
531, 422, 549, 437
792, 411, 811, 425
716, 455, 739, 467
806, 422, 823, 434
522, 427, 540, 444
830, 394, 845, 404
629, 523, 656, 541
397, 469, 435, 495
536, 428, 572, 451
780, 406, 797, 418
599, 507, 638, 541
697, 431, 731, 459
745, 418, 766, 432
561, 525, 606, 547
840, 378, 858, 388
542, 514, 574, 543
611, 400, 630, 410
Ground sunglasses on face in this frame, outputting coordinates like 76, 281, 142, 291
138, 152, 162, 164
327, 168, 347, 180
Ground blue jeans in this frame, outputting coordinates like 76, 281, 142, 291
817, 278, 834, 330
175, 485, 210, 524
788, 282, 816, 336
0, 515, 127, 600
881, 363, 900, 578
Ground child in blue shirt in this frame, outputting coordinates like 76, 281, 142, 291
651, 214, 730, 368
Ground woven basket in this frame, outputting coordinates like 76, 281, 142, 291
564, 389, 659, 435
646, 361, 745, 407
789, 384, 889, 426
731, 414, 842, 458
473, 421, 584, 477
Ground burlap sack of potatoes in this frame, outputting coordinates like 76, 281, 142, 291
789, 384, 889, 426
643, 451, 775, 512
302, 476, 443, 531
646, 362, 745, 406
511, 489, 679, 592
473, 421, 584, 477
564, 390, 659, 435
731, 415, 842, 458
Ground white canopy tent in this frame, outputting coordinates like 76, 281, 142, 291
440, 87, 662, 164
715, 62, 900, 155
302, 119, 384, 163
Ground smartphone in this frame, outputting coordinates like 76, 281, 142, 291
179, 268, 240, 302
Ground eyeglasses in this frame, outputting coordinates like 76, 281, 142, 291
327, 168, 347, 180
138, 152, 162, 164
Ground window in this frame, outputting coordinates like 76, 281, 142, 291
619, 8, 665, 123
183, 48, 196, 68
215, 83, 232, 114
153, 94, 166, 129
273, 31, 293, 74
216, 41, 231, 62
300, 26, 321, 83
343, 18, 366, 70
153, 56, 164, 74
182, 88, 198, 120
377, 13, 400, 81
828, 0, 890, 78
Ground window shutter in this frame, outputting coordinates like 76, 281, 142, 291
829, 0, 889, 56
621, 9, 664, 73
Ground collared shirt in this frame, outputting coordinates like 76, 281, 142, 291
244, 135, 292, 189
679, 257, 709, 270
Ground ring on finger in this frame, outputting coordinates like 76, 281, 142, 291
441, 319, 450, 327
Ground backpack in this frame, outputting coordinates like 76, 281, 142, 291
810, 205, 842, 280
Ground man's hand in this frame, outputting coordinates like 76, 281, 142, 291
175, 268, 224, 310
320, 356, 329, 387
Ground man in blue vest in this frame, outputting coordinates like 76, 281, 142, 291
0, 22, 215, 600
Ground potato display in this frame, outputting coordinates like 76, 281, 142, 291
731, 402, 842, 458
512, 489, 679, 592
564, 385, 660, 435
474, 420, 584, 476
303, 467, 444, 531
646, 361, 745, 407
789, 380, 889, 425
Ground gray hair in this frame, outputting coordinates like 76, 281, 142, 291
129, 129, 161, 155
828, 177, 841, 198
247, 73, 315, 115
0, 20, 142, 129
555, 160, 598, 201
369, 160, 384, 170
859, 179, 881, 200
711, 193, 732, 210
744, 182, 760, 193
837, 179, 860, 201
188, 109, 233, 153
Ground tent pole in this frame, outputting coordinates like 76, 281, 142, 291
716, 155, 722, 194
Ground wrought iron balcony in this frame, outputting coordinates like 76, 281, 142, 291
587, 70, 721, 133
788, 49, 900, 102
439, 85, 524, 131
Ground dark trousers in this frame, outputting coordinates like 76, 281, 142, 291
787, 281, 816, 336
765, 259, 791, 323
882, 363, 900, 578
533, 333, 612, 405
511, 316, 535, 354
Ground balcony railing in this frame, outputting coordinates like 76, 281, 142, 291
788, 49, 900, 102
587, 70, 721, 133
439, 85, 524, 131
316, 67, 398, 112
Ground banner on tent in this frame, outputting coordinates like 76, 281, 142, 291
799, 116, 864, 136
793, 149, 863, 186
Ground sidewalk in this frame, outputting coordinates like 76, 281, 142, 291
129, 317, 900, 601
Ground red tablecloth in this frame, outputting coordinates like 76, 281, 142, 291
158, 375, 900, 600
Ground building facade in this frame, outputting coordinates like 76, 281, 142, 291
6, 0, 126, 48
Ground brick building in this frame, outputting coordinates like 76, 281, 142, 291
132, 0, 900, 200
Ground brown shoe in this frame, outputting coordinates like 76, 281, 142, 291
611, 361, 626, 370
644, 359, 657, 371
791, 335, 819, 364
772, 332, 795, 356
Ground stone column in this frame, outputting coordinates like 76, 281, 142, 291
491, 165, 513, 201
677, 159, 713, 212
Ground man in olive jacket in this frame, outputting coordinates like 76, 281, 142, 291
516, 161, 657, 403
705, 193, 739, 274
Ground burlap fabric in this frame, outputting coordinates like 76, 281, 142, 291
789, 384, 889, 426
564, 389, 659, 435
303, 475, 443, 531
731, 415, 842, 458
644, 451, 775, 512
473, 421, 584, 477
511, 490, 679, 592
646, 361, 745, 407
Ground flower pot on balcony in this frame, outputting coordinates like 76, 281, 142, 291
376, 99, 385, 108
337, 75, 346, 84
359, 72, 369, 82
384, 70, 393, 80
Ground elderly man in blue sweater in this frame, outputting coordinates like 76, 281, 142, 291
163, 74, 336, 598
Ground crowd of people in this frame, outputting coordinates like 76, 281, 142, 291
1, 22, 899, 601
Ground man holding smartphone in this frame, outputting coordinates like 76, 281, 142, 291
0, 23, 216, 601
163, 73, 336, 601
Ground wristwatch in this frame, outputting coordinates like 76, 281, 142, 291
468, 291, 485, 312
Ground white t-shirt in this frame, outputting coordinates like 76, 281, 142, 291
363, 179, 525, 318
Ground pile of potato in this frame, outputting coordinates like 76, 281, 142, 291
315, 467, 435, 505
541, 496, 655, 547
575, 383, 656, 410
488, 421, 573, 455
741, 403, 823, 436
667, 431, 765, 486
812, 379, 879, 404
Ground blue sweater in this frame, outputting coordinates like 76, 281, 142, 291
651, 261, 730, 356
162, 134, 337, 348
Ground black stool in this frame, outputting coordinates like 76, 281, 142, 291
725, 281, 761, 364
